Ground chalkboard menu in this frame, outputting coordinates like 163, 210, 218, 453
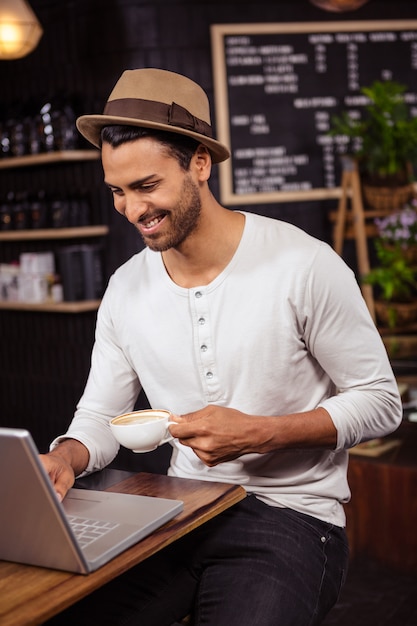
210, 21, 417, 205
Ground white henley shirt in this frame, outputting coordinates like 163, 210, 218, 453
52, 212, 402, 526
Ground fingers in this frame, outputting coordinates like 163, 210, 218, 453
171, 410, 201, 424
169, 406, 251, 467
168, 409, 204, 438
39, 453, 75, 502
54, 470, 75, 502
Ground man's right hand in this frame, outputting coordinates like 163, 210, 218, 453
39, 439, 89, 502
40, 452, 75, 501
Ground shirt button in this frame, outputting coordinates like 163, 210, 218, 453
198, 317, 205, 325
200, 344, 208, 352
195, 291, 203, 298
206, 371, 213, 379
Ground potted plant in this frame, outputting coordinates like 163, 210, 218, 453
363, 237, 417, 328
374, 197, 417, 263
330, 80, 417, 210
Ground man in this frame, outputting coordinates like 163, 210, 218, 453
42, 68, 402, 626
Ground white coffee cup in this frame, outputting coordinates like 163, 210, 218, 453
110, 409, 175, 453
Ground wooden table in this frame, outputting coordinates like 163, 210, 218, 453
0, 472, 246, 626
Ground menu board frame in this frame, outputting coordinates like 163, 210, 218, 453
210, 20, 417, 205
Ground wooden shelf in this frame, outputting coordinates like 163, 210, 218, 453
0, 300, 101, 313
379, 323, 417, 336
329, 210, 379, 239
0, 151, 106, 314
382, 332, 417, 359
0, 150, 100, 169
0, 225, 109, 241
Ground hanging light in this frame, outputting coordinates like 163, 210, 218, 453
309, 0, 370, 11
0, 0, 43, 60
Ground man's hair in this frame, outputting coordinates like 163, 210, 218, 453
101, 125, 200, 171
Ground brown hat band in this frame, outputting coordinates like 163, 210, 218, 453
103, 98, 213, 138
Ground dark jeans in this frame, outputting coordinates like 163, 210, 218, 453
46, 495, 349, 626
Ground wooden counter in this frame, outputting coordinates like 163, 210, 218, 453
345, 421, 417, 574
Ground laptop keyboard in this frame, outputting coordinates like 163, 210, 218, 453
67, 515, 119, 548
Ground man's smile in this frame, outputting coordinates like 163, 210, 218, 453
139, 212, 168, 233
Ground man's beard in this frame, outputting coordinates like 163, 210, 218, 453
139, 175, 202, 252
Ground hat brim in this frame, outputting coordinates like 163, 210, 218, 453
76, 114, 230, 164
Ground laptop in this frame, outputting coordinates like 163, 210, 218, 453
0, 427, 183, 574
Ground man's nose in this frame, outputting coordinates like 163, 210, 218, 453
124, 197, 148, 224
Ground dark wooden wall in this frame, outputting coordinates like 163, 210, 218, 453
0, 0, 415, 461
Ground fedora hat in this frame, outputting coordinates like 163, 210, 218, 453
76, 68, 230, 163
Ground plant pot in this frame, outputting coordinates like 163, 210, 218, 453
380, 243, 417, 265
362, 182, 414, 212
374, 299, 417, 329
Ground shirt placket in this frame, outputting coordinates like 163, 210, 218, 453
191, 288, 221, 402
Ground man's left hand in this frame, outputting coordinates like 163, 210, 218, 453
169, 405, 263, 466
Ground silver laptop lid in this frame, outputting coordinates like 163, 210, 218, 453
0, 428, 183, 574
0, 427, 88, 572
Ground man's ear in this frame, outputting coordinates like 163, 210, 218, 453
194, 144, 212, 180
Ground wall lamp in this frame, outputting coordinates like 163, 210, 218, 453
0, 0, 43, 60
309, 0, 370, 11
